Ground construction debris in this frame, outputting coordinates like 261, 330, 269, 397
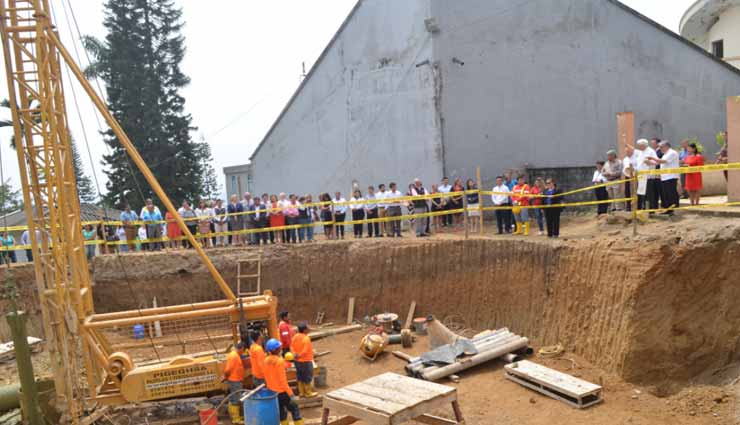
504, 360, 603, 409
406, 317, 530, 381
308, 324, 362, 341
0, 337, 42, 363
346, 297, 355, 325
404, 301, 416, 329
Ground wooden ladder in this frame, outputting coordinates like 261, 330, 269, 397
236, 251, 262, 296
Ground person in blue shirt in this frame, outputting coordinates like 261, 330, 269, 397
0, 232, 16, 264
141, 199, 163, 251
543, 178, 564, 238
119, 204, 139, 253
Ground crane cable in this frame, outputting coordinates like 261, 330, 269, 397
60, 0, 221, 358
55, 0, 166, 364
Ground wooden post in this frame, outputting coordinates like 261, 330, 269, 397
728, 97, 740, 202
632, 173, 639, 236
476, 167, 484, 235
6, 312, 44, 425
462, 190, 469, 239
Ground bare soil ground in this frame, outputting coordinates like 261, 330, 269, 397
304, 329, 739, 425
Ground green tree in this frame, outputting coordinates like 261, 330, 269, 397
197, 136, 221, 200
83, 0, 209, 208
0, 179, 23, 216
71, 138, 97, 203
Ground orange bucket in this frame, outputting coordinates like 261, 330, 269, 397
197, 403, 217, 425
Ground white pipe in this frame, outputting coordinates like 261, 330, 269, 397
415, 334, 521, 375
420, 338, 529, 381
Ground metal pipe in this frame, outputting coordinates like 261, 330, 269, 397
406, 331, 515, 368
414, 334, 521, 375
502, 353, 522, 363
420, 338, 529, 381
5, 312, 43, 425
0, 384, 21, 412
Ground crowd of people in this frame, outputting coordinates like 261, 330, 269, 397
0, 133, 729, 264
592, 133, 728, 217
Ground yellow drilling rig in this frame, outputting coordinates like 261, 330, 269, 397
0, 1, 278, 422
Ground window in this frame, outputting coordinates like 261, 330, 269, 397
712, 40, 724, 59
231, 176, 237, 194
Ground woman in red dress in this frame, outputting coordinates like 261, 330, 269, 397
165, 210, 181, 249
269, 194, 285, 243
683, 142, 704, 206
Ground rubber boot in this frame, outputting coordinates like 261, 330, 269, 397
303, 382, 319, 398
293, 419, 305, 425
280, 420, 290, 425
296, 381, 306, 398
524, 222, 530, 236
228, 404, 244, 425
513, 222, 522, 235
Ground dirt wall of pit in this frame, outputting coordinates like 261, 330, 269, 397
4, 231, 740, 393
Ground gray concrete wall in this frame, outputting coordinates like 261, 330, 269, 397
250, 0, 443, 196
430, 0, 740, 190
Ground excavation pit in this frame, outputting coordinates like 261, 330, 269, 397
2, 216, 740, 423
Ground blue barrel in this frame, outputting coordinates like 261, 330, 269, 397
133, 324, 145, 340
243, 388, 279, 425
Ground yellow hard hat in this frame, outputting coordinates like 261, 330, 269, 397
284, 352, 295, 361
512, 206, 521, 215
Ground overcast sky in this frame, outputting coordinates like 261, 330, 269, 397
0, 0, 695, 199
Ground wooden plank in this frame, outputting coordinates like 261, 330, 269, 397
324, 396, 391, 425
327, 388, 406, 415
344, 381, 425, 407
347, 297, 356, 325
414, 414, 459, 425
505, 371, 603, 409
504, 361, 601, 398
369, 373, 455, 399
309, 325, 363, 341
403, 301, 416, 330
323, 417, 359, 425
390, 392, 457, 425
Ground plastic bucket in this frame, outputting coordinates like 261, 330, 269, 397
133, 324, 145, 340
196, 403, 217, 425
243, 388, 279, 425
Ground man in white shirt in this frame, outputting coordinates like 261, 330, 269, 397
376, 183, 389, 237
438, 177, 452, 227
491, 176, 512, 235
333, 191, 347, 239
634, 139, 658, 211
385, 182, 404, 237
365, 186, 380, 238
410, 178, 429, 237
645, 141, 680, 214
622, 145, 639, 212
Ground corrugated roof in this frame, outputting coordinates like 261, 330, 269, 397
0, 203, 123, 229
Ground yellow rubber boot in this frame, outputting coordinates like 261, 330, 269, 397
293, 419, 305, 425
524, 222, 530, 236
228, 404, 244, 424
304, 382, 318, 398
513, 222, 522, 235
280, 420, 290, 425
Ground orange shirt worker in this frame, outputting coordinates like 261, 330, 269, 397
249, 331, 266, 387
223, 341, 246, 424
290, 322, 318, 398
264, 338, 303, 425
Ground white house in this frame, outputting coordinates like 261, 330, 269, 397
680, 0, 740, 68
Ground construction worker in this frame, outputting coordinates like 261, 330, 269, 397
223, 341, 247, 424
264, 338, 304, 425
511, 176, 532, 236
290, 322, 318, 398
278, 311, 295, 355
249, 331, 266, 387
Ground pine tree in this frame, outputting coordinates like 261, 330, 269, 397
83, 0, 206, 208
0, 179, 23, 216
71, 139, 98, 203
197, 136, 221, 200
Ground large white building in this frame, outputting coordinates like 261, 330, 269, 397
680, 0, 740, 68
